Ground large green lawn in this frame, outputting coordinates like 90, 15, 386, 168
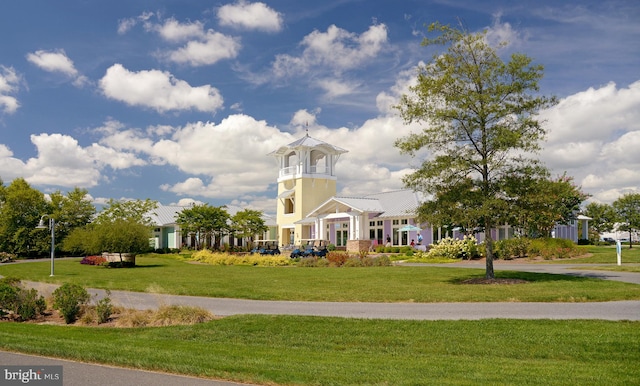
1, 317, 638, 385
2, 249, 639, 385
1, 254, 640, 302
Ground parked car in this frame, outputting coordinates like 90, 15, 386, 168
602, 237, 615, 244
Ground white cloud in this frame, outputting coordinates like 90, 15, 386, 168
315, 78, 358, 99
0, 144, 27, 179
117, 17, 137, 35
117, 11, 155, 35
156, 18, 205, 42
165, 31, 241, 66
86, 143, 146, 170
136, 15, 240, 67
26, 49, 78, 77
0, 133, 147, 189
0, 66, 21, 114
485, 12, 524, 49
540, 80, 640, 203
375, 63, 421, 115
290, 109, 319, 128
99, 64, 224, 113
26, 49, 89, 87
170, 197, 205, 207
271, 23, 388, 79
151, 114, 287, 185
24, 134, 101, 187
217, 1, 283, 32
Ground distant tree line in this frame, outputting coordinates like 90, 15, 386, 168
584, 193, 640, 248
0, 177, 268, 258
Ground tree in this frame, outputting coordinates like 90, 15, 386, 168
175, 204, 230, 250
49, 187, 96, 250
395, 22, 556, 279
0, 178, 49, 255
64, 198, 157, 258
613, 193, 640, 248
231, 209, 268, 249
95, 198, 157, 226
584, 202, 616, 236
505, 172, 588, 238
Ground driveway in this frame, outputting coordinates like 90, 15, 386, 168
0, 351, 254, 386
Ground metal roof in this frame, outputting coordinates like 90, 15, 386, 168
149, 205, 276, 227
148, 205, 185, 226
305, 189, 423, 219
268, 134, 348, 156
363, 190, 423, 218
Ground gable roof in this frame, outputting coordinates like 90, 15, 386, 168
305, 189, 423, 219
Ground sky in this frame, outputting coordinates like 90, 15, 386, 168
0, 0, 639, 214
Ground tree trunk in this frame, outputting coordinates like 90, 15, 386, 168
484, 220, 495, 279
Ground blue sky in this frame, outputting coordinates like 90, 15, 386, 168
1, 0, 638, 214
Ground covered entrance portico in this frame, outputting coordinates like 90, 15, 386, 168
302, 197, 385, 253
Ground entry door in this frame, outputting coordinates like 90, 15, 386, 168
336, 223, 348, 247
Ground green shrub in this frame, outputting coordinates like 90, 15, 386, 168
0, 280, 19, 318
343, 257, 364, 267
96, 290, 113, 324
425, 236, 479, 260
53, 283, 90, 324
528, 238, 579, 260
373, 255, 392, 266
326, 244, 336, 251
0, 277, 45, 321
495, 238, 530, 260
16, 288, 46, 320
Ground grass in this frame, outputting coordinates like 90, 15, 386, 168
550, 245, 640, 264
2, 248, 639, 385
2, 255, 640, 302
0, 316, 638, 385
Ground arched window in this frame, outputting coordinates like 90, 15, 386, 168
284, 151, 297, 175
310, 150, 327, 174
285, 151, 296, 167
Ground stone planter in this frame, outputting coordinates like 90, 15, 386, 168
346, 240, 372, 253
101, 253, 136, 265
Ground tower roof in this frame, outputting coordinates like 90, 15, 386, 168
269, 133, 348, 156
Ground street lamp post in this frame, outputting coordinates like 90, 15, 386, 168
36, 216, 55, 276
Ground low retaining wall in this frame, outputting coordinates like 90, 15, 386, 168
101, 253, 136, 264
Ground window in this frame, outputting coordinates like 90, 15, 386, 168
336, 222, 348, 247
369, 220, 384, 245
284, 198, 294, 214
